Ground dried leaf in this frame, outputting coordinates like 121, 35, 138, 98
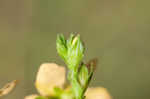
0, 80, 18, 97
86, 58, 98, 72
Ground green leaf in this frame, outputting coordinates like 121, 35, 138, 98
60, 90, 74, 99
35, 96, 48, 99
53, 87, 63, 96
36, 96, 59, 99
56, 34, 67, 61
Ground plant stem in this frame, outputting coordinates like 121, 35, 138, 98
68, 69, 83, 99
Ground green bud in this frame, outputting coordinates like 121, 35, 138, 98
78, 61, 96, 96
57, 33, 85, 70
66, 33, 85, 70
56, 33, 93, 99
78, 64, 89, 87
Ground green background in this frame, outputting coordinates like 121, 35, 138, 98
0, 0, 150, 99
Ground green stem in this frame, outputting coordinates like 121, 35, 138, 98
68, 69, 83, 99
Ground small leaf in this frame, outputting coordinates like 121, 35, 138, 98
53, 87, 63, 96
56, 34, 67, 61
36, 96, 58, 99
35, 96, 47, 99
86, 58, 98, 73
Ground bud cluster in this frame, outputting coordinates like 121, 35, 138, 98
57, 33, 95, 99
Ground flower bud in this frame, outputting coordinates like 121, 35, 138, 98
66, 34, 84, 70
35, 63, 66, 96
24, 94, 38, 99
85, 87, 112, 99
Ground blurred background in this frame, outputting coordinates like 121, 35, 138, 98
0, 0, 150, 99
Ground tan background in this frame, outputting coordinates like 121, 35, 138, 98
0, 0, 150, 99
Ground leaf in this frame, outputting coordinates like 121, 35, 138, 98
56, 34, 67, 62
35, 96, 47, 99
35, 96, 58, 99
0, 80, 18, 97
53, 87, 63, 96
86, 58, 98, 73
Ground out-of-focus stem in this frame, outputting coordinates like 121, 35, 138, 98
68, 68, 83, 99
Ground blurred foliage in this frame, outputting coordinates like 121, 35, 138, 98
0, 0, 150, 99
